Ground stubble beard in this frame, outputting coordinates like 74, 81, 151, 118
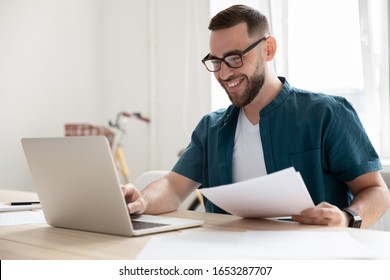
220, 66, 265, 108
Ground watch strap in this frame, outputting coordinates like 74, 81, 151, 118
342, 208, 362, 228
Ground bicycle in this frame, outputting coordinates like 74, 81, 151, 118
108, 111, 150, 184
65, 111, 150, 184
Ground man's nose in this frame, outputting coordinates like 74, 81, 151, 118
218, 62, 234, 81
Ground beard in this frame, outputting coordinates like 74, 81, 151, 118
219, 66, 265, 107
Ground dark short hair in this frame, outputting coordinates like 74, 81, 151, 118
208, 5, 270, 37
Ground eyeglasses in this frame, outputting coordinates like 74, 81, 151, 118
201, 36, 268, 72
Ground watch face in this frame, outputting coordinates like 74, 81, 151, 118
351, 216, 362, 228
343, 208, 362, 228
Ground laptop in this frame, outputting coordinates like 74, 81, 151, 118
21, 136, 203, 237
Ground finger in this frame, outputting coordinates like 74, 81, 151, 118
292, 215, 331, 226
127, 200, 144, 214
294, 205, 342, 226
316, 201, 333, 208
121, 184, 137, 196
300, 202, 335, 216
121, 185, 141, 203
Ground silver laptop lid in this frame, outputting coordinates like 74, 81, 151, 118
21, 136, 134, 236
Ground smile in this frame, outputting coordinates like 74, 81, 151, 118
226, 77, 244, 88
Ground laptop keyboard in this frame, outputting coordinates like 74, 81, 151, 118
131, 220, 169, 230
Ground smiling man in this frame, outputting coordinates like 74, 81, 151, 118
123, 4, 390, 228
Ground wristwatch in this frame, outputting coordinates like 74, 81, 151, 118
342, 208, 362, 228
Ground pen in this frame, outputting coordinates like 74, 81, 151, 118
9, 201, 40, 206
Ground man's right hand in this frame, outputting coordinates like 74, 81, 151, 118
121, 184, 146, 214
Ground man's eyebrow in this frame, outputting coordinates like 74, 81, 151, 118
208, 49, 242, 59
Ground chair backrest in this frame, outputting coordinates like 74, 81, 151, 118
133, 170, 169, 190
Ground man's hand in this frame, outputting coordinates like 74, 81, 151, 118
121, 184, 146, 214
291, 202, 349, 227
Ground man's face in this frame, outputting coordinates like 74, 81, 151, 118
209, 23, 266, 107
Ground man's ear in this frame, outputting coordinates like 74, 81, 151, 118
265, 36, 277, 61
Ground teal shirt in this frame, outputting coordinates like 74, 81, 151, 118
173, 77, 382, 214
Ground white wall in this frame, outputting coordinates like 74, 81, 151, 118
0, 0, 211, 191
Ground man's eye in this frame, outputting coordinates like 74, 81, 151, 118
225, 55, 242, 65
210, 60, 221, 66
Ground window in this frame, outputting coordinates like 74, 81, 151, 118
271, 0, 389, 157
210, 0, 390, 157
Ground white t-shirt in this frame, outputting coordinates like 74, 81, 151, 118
232, 108, 267, 183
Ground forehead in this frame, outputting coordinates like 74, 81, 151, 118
209, 22, 251, 57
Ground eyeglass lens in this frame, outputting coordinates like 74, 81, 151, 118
204, 55, 243, 72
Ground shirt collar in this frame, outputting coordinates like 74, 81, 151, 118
221, 76, 290, 125
259, 76, 290, 116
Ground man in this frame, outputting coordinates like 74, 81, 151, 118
124, 5, 390, 228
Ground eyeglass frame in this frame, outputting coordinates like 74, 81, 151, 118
201, 36, 268, 72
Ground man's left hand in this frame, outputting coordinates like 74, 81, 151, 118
291, 202, 349, 227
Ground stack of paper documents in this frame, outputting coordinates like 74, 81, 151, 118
200, 167, 314, 218
0, 210, 45, 226
0, 202, 45, 226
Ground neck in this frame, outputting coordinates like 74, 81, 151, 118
243, 75, 283, 125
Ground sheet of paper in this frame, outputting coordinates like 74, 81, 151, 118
0, 202, 41, 212
240, 231, 376, 259
0, 210, 46, 226
200, 167, 314, 218
137, 232, 245, 260
136, 231, 378, 260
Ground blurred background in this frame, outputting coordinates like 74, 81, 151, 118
1, 0, 389, 197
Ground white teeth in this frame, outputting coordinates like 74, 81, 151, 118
227, 80, 240, 88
